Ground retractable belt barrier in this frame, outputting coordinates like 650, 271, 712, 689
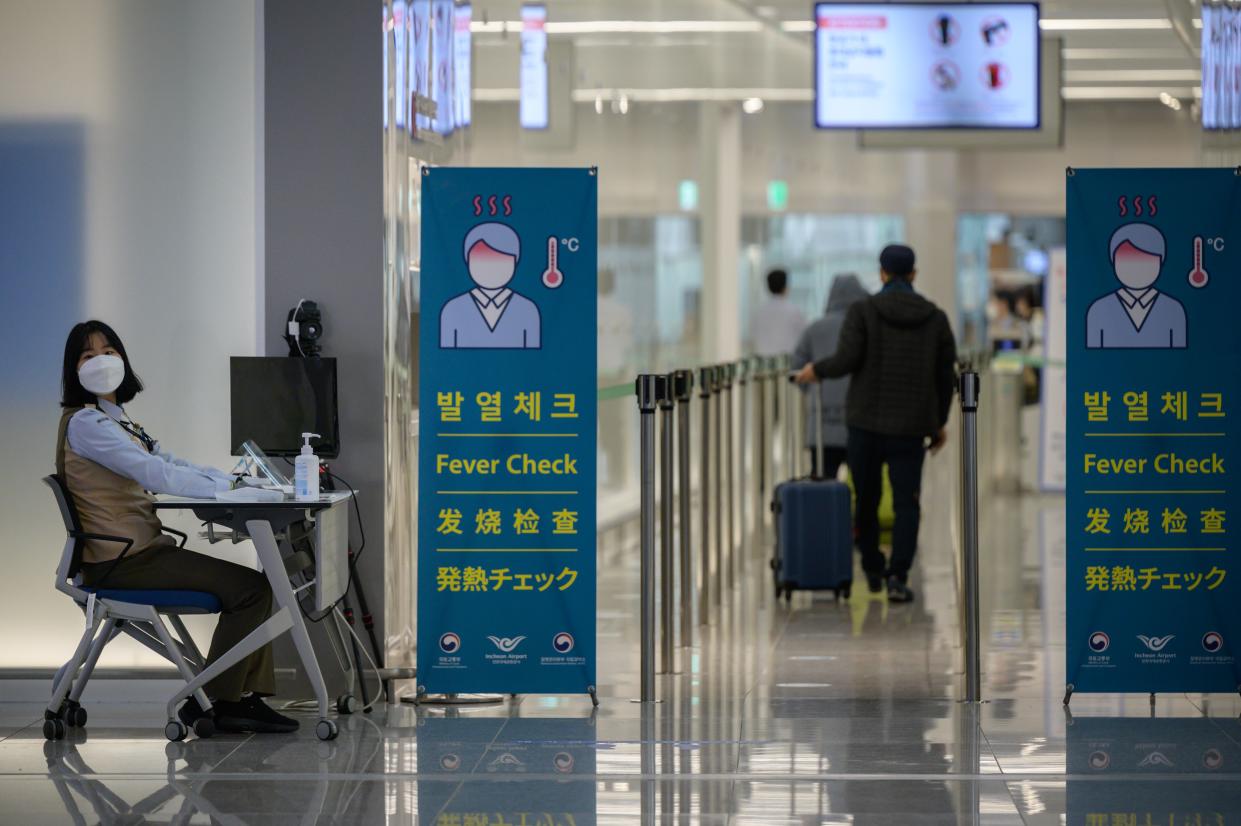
630, 353, 803, 701
630, 360, 985, 705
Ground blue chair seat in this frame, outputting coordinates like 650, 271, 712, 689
81, 588, 222, 613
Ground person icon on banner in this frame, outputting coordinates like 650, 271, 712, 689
1086, 222, 1187, 349
440, 222, 542, 350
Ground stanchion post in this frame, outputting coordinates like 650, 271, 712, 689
697, 366, 713, 625
635, 374, 660, 702
796, 361, 808, 478
658, 376, 675, 675
759, 357, 773, 529
734, 359, 744, 560
673, 369, 694, 648
712, 365, 724, 607
756, 357, 768, 518
723, 362, 736, 590
782, 356, 795, 481
959, 370, 982, 703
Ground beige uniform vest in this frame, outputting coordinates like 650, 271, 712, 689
55, 406, 174, 564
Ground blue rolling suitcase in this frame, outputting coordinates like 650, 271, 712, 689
770, 379, 854, 601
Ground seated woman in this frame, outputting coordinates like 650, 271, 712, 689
56, 320, 297, 734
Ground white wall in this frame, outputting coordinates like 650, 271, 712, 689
0, 1, 262, 669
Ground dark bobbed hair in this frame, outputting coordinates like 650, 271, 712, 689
61, 320, 144, 408
766, 269, 788, 295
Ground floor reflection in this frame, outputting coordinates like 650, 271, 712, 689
8, 457, 1241, 825
1065, 713, 1241, 824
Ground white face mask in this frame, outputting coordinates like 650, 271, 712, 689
78, 354, 125, 397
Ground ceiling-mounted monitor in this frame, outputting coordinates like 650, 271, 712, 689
520, 4, 549, 130
815, 2, 1041, 130
1203, 4, 1239, 130
454, 2, 473, 129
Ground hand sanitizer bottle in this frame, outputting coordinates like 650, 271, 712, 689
295, 432, 321, 501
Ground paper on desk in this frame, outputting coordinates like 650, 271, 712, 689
215, 487, 286, 503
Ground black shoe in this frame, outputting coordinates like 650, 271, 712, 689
178, 696, 209, 727
867, 576, 884, 594
229, 695, 299, 733
887, 577, 915, 603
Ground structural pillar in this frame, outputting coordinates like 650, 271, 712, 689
698, 102, 742, 364
903, 151, 960, 331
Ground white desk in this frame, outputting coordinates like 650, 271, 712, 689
153, 491, 352, 741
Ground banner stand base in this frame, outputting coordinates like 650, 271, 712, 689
1062, 685, 1160, 712
403, 688, 601, 707
404, 693, 505, 706
1062, 686, 1241, 712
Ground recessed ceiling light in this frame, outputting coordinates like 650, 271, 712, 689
1039, 18, 1173, 31
742, 97, 765, 114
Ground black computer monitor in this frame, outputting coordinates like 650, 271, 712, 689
230, 357, 340, 458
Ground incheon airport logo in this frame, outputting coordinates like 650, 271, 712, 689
439, 632, 462, 654
1137, 634, 1176, 652
553, 632, 576, 654
1203, 632, 1224, 653
1088, 631, 1110, 653
488, 635, 527, 653
1138, 751, 1175, 768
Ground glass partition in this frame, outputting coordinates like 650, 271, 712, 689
597, 215, 703, 514
739, 214, 906, 351
956, 213, 1066, 358
599, 215, 704, 376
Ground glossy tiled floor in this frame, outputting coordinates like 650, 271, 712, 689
3, 453, 1241, 824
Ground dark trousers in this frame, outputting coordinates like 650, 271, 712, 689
846, 427, 926, 582
81, 545, 276, 702
809, 446, 848, 481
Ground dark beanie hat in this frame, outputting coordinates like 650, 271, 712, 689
879, 244, 916, 278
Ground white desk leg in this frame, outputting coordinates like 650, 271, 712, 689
246, 519, 337, 740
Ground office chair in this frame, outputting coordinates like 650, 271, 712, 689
43, 474, 220, 742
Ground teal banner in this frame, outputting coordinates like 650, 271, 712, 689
416, 167, 598, 696
1066, 168, 1241, 694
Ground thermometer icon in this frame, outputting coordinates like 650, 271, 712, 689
1188, 236, 1209, 288
542, 236, 564, 288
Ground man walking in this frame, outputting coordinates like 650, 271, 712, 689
751, 268, 806, 357
794, 245, 957, 602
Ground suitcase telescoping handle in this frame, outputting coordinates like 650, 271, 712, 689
787, 370, 826, 481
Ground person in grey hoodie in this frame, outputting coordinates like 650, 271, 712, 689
791, 274, 870, 480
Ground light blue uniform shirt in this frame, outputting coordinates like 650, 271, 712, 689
66, 400, 233, 499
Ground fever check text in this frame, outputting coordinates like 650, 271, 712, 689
1083, 453, 1226, 475
436, 453, 579, 475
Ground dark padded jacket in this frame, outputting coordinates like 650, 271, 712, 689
812, 285, 958, 439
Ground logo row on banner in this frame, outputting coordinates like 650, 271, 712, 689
1066, 168, 1240, 695
416, 167, 598, 697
